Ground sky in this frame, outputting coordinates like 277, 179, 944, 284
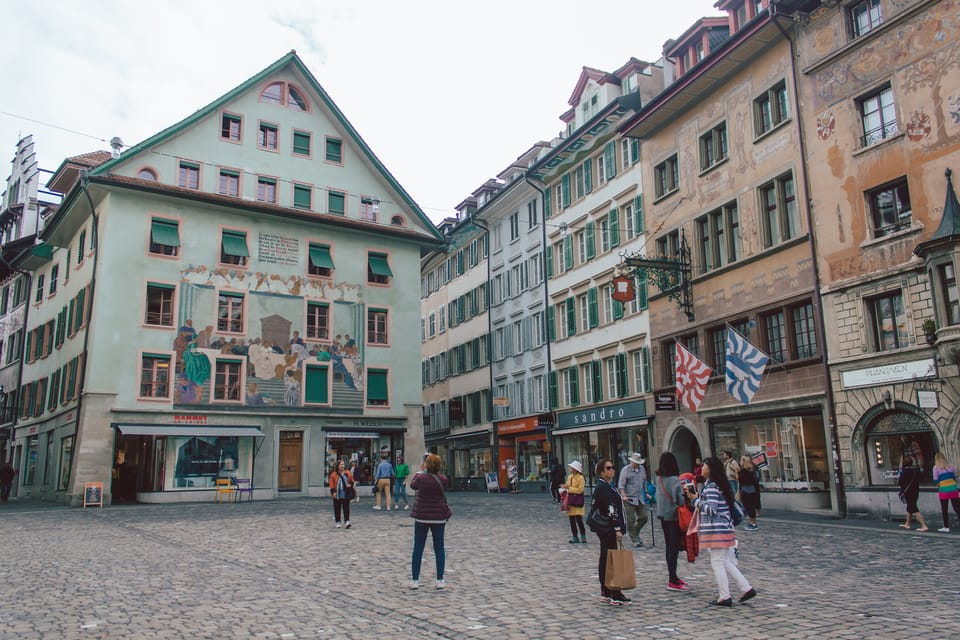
1, 0, 723, 223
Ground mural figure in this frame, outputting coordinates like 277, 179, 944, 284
284, 370, 301, 406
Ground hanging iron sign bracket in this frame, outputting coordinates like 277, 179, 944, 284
619, 230, 694, 321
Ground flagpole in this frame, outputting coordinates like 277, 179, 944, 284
724, 322, 789, 374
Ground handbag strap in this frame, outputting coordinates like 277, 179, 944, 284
431, 472, 446, 497
658, 476, 676, 508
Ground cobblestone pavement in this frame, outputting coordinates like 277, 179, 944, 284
1, 492, 959, 639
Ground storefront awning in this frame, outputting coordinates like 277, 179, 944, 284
116, 425, 264, 437
552, 418, 649, 436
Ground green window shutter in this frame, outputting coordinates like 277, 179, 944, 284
563, 236, 573, 270
641, 346, 652, 393
328, 191, 345, 215
309, 244, 335, 269
634, 194, 644, 233
293, 131, 311, 155
366, 369, 388, 403
545, 246, 553, 279
605, 141, 616, 179
368, 253, 393, 277
588, 287, 599, 328
24, 330, 31, 363
613, 299, 624, 320
294, 185, 312, 209
637, 274, 648, 311
222, 231, 249, 257
561, 173, 571, 208
67, 299, 75, 334
584, 158, 593, 193
547, 305, 556, 342
548, 371, 559, 409
609, 209, 620, 247
544, 186, 551, 219
569, 366, 580, 406
592, 360, 603, 402
74, 289, 86, 332
566, 297, 576, 336
151, 219, 180, 247
585, 221, 595, 260
325, 138, 342, 163
617, 353, 630, 398
305, 365, 329, 404
631, 138, 640, 164
457, 296, 465, 320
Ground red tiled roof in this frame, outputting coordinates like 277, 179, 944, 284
66, 150, 113, 168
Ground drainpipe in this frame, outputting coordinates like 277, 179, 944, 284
771, 2, 847, 517
469, 216, 496, 488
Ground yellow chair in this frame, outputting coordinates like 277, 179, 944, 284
215, 478, 234, 503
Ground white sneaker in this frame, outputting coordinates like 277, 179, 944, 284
373, 506, 382, 510
435, 579, 445, 589
394, 505, 399, 510
335, 523, 341, 528
938, 527, 950, 532
409, 579, 419, 589
345, 521, 351, 529
404, 504, 409, 510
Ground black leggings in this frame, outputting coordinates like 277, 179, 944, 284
597, 530, 619, 595
660, 518, 683, 583
941, 498, 960, 527
551, 482, 562, 501
569, 515, 585, 537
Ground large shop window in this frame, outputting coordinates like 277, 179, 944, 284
170, 436, 252, 489
864, 411, 935, 486
714, 415, 829, 491
453, 447, 492, 480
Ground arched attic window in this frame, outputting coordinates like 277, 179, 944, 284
260, 81, 310, 112
137, 168, 158, 181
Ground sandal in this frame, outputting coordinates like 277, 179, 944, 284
898, 524, 911, 529
917, 526, 929, 532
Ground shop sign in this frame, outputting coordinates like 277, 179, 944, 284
556, 399, 647, 429
750, 451, 769, 470
326, 431, 379, 438
493, 396, 510, 407
840, 358, 935, 389
351, 419, 386, 428
611, 274, 635, 303
537, 413, 554, 427
765, 441, 778, 458
497, 417, 539, 435
174, 415, 208, 425
655, 393, 677, 411
917, 390, 939, 410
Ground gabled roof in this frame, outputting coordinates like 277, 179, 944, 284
46, 150, 112, 195
568, 66, 621, 108
915, 168, 960, 257
88, 50, 442, 242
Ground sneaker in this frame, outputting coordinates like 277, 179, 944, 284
345, 521, 351, 529
569, 536, 580, 544
610, 592, 631, 604
667, 581, 690, 592
394, 505, 399, 510
739, 588, 757, 603
938, 527, 950, 533
335, 523, 341, 528
435, 579, 445, 589
599, 593, 612, 603
745, 523, 759, 531
404, 504, 409, 510
409, 579, 419, 589
606, 597, 624, 606
373, 506, 382, 510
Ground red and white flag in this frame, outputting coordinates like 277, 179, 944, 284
675, 342, 712, 412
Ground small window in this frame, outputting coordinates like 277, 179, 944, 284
213, 359, 243, 401
367, 252, 392, 285
868, 291, 908, 351
759, 172, 799, 247
325, 137, 342, 163
792, 302, 819, 359
150, 218, 180, 256
145, 283, 175, 326
390, 215, 404, 226
139, 354, 171, 399
49, 264, 59, 295
366, 368, 389, 406
304, 364, 330, 404
368, 308, 388, 345
858, 85, 898, 147
850, 0, 882, 38
257, 177, 277, 204
293, 130, 311, 156
287, 86, 308, 111
177, 162, 200, 190
260, 82, 283, 104
509, 211, 520, 241
258, 122, 278, 150
217, 292, 244, 333
137, 168, 158, 181
699, 122, 728, 171
754, 81, 789, 136
308, 243, 334, 278
35, 275, 44, 303
218, 170, 240, 197
327, 190, 345, 215
654, 155, 679, 199
867, 178, 911, 237
220, 113, 241, 142
306, 301, 330, 340
220, 230, 249, 266
293, 184, 312, 210
360, 198, 378, 222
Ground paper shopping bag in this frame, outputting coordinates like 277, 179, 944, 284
604, 543, 637, 591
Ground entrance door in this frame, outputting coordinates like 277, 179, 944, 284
278, 431, 303, 491
671, 427, 701, 477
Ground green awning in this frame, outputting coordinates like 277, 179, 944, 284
151, 220, 180, 247
368, 254, 393, 278
309, 245, 335, 269
367, 370, 388, 402
222, 232, 249, 257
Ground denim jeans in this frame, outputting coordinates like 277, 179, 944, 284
411, 521, 445, 581
394, 478, 409, 506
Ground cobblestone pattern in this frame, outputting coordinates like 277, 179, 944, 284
1, 493, 958, 639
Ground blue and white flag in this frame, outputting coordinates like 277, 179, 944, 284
725, 327, 768, 405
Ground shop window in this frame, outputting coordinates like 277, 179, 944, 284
864, 412, 934, 486
866, 290, 907, 351
171, 435, 251, 489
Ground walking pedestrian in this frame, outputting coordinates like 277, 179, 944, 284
549, 457, 565, 503
687, 456, 755, 607
722, 451, 741, 497
373, 451, 394, 511
593, 458, 630, 605
656, 452, 690, 592
393, 454, 410, 510
328, 460, 354, 529
0, 461, 15, 503
898, 455, 929, 532
618, 452, 649, 547
738, 455, 761, 531
933, 452, 960, 532
409, 453, 452, 589
564, 460, 587, 543
507, 460, 519, 493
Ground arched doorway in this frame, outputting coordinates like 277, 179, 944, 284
670, 426, 702, 476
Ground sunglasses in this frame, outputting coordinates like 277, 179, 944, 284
603, 465, 615, 470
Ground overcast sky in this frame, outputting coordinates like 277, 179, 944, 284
1, 0, 722, 223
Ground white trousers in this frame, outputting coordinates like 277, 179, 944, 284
708, 546, 751, 601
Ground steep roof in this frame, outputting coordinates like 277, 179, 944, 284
915, 168, 960, 256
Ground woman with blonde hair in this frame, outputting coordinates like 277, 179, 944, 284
738, 455, 761, 531
933, 452, 960, 532
563, 460, 587, 543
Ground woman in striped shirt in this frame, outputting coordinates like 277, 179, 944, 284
933, 453, 960, 532
686, 457, 755, 607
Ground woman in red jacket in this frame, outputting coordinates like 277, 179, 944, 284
328, 460, 355, 529
409, 453, 452, 589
